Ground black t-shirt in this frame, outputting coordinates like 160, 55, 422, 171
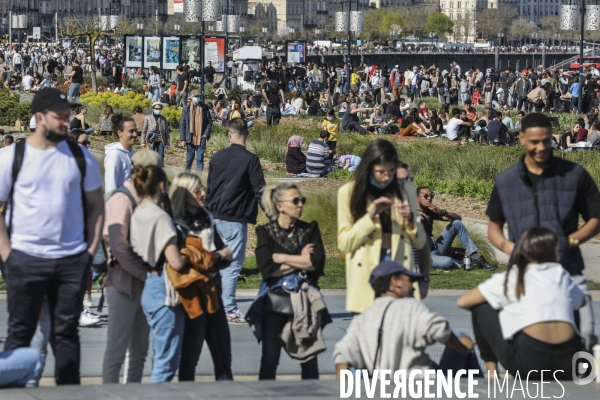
177, 72, 189, 91
46, 59, 57, 74
585, 80, 598, 97
71, 66, 84, 84
420, 207, 440, 250
307, 99, 321, 116
294, 67, 306, 79
486, 160, 600, 222
205, 65, 215, 78
263, 81, 281, 105
22, 54, 31, 67
400, 116, 413, 129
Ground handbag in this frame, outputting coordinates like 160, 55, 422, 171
146, 131, 157, 144
264, 270, 307, 315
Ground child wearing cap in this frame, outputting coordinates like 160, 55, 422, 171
333, 260, 478, 376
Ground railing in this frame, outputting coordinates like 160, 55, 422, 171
549, 50, 594, 70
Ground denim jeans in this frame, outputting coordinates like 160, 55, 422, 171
259, 312, 319, 380
266, 105, 281, 126
460, 92, 469, 105
40, 72, 52, 89
215, 220, 247, 314
0, 348, 43, 388
102, 286, 149, 383
68, 83, 81, 103
28, 301, 50, 387
430, 220, 477, 269
3, 249, 91, 385
185, 138, 206, 172
178, 294, 233, 381
152, 140, 165, 160
148, 87, 160, 103
141, 272, 185, 383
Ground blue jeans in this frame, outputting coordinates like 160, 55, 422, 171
28, 301, 50, 387
185, 138, 206, 172
460, 92, 469, 105
215, 220, 247, 314
40, 72, 52, 89
68, 83, 81, 103
430, 220, 477, 269
152, 140, 165, 159
141, 272, 185, 383
0, 348, 42, 388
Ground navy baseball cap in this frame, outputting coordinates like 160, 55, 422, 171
369, 261, 425, 285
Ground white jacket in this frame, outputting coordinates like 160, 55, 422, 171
104, 142, 134, 194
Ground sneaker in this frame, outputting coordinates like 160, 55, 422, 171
226, 309, 248, 325
83, 293, 93, 308
79, 308, 101, 327
471, 254, 498, 271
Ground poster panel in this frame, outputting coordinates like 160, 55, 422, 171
286, 40, 306, 64
204, 37, 225, 72
162, 36, 181, 70
181, 37, 201, 68
125, 36, 143, 68
143, 36, 161, 69
174, 0, 183, 13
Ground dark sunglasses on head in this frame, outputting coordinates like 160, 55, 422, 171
423, 193, 434, 200
78, 140, 90, 146
283, 196, 307, 206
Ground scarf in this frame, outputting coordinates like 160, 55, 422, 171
189, 103, 204, 146
286, 135, 304, 157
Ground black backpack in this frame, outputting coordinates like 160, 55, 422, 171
7, 139, 86, 238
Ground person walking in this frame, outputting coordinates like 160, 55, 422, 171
141, 102, 169, 160
486, 112, 600, 351
104, 114, 137, 193
337, 139, 426, 314
179, 90, 212, 172
0, 88, 104, 385
66, 58, 84, 103
101, 150, 163, 384
205, 118, 266, 324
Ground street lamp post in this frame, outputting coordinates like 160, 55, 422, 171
174, 23, 181, 35
262, 26, 268, 45
335, 2, 365, 94
136, 22, 144, 33
11, 2, 27, 46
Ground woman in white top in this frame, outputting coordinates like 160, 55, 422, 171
457, 227, 584, 380
130, 164, 187, 383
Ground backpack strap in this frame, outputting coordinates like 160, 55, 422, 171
66, 140, 87, 242
111, 186, 137, 211
7, 139, 26, 238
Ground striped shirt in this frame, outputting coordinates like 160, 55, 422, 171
306, 140, 330, 173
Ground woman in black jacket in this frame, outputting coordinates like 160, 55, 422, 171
254, 183, 327, 380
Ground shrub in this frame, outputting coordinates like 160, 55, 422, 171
126, 77, 147, 93
80, 91, 152, 112
0, 89, 32, 127
161, 106, 182, 130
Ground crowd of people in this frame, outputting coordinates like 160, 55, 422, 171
0, 41, 599, 389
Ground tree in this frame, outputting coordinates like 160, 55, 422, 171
363, 8, 405, 41
403, 9, 429, 39
61, 16, 135, 94
510, 19, 537, 47
424, 12, 454, 39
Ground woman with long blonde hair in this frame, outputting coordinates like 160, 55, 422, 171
169, 172, 233, 381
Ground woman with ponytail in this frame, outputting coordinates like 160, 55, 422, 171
457, 227, 585, 380
248, 183, 330, 380
337, 139, 425, 314
130, 164, 187, 383
168, 172, 234, 381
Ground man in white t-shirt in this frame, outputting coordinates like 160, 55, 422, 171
0, 88, 104, 385
446, 108, 473, 141
21, 70, 34, 91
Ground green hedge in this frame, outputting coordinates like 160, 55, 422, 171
0, 89, 32, 127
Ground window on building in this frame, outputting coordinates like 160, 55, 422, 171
441, 2, 445, 8
457, 1, 461, 8
450, 13, 453, 19
465, 2, 469, 9
450, 1, 453, 8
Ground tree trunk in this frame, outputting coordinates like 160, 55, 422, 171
90, 36, 98, 94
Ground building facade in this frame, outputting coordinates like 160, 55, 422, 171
440, 0, 498, 42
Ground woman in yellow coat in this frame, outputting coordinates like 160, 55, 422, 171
337, 139, 426, 313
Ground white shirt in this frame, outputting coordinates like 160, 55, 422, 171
22, 75, 34, 90
446, 117, 462, 140
478, 262, 584, 340
0, 141, 102, 258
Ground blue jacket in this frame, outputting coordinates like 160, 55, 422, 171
179, 103, 213, 143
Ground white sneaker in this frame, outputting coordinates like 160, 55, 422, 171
83, 293, 93, 308
79, 308, 100, 327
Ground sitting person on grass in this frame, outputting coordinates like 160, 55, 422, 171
446, 108, 473, 141
306, 130, 332, 176
335, 155, 362, 172
341, 103, 370, 135
285, 135, 306, 176
417, 186, 497, 271
333, 261, 479, 376
457, 227, 584, 380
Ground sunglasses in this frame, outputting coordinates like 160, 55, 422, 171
400, 175, 414, 182
422, 193, 435, 200
78, 140, 90, 146
282, 197, 307, 206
